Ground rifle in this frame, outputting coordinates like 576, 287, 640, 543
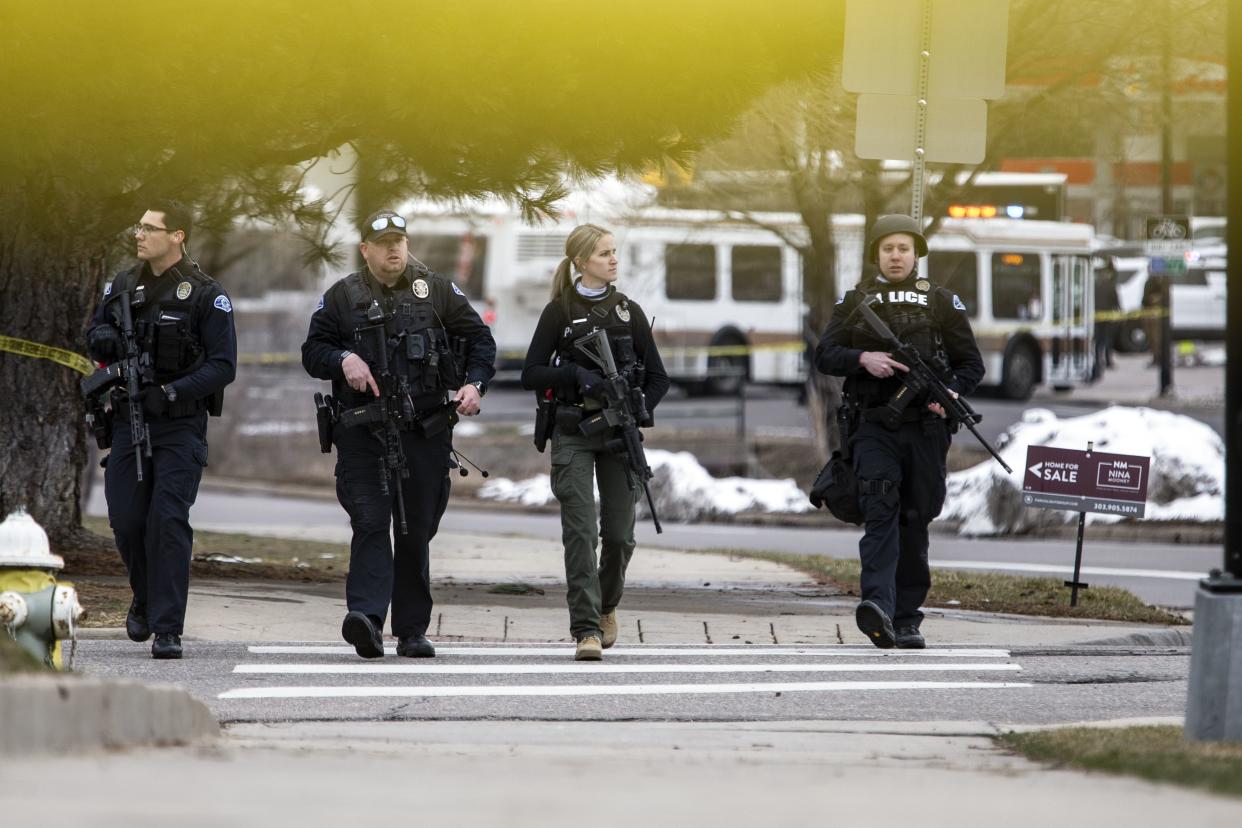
80, 290, 152, 481
572, 328, 663, 533
852, 297, 1013, 474
337, 306, 414, 536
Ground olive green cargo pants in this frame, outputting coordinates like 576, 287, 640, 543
550, 430, 640, 642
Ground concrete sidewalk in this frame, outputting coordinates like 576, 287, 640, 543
77, 530, 1182, 650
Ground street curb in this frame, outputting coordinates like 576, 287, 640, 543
0, 675, 219, 755
1071, 627, 1196, 648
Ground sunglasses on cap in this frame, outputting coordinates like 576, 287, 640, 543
370, 214, 407, 232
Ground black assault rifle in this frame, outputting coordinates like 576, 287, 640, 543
852, 297, 1013, 474
337, 307, 414, 535
80, 290, 152, 481
572, 328, 663, 533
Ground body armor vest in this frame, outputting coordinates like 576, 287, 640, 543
553, 287, 641, 403
106, 263, 212, 384
337, 268, 457, 408
846, 277, 950, 404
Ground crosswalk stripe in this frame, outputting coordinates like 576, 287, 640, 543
218, 680, 1033, 700
245, 645, 1012, 659
232, 662, 1023, 676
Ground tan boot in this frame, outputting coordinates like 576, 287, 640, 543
575, 635, 603, 661
600, 610, 618, 649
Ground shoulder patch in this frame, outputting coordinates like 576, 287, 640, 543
103, 281, 113, 296
953, 294, 967, 311
214, 295, 233, 313
451, 283, 465, 297
315, 295, 325, 312
835, 296, 845, 305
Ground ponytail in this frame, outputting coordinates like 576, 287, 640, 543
551, 222, 612, 300
550, 257, 574, 300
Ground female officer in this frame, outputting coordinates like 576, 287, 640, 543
815, 215, 983, 650
521, 223, 669, 660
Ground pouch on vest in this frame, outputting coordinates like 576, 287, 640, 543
808, 451, 863, 525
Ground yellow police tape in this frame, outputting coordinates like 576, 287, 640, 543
0, 335, 94, 376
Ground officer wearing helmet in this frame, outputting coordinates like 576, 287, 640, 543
815, 215, 983, 649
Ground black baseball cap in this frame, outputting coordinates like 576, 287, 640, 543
361, 209, 408, 243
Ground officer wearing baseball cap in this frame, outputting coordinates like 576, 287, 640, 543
815, 214, 983, 650
302, 208, 496, 659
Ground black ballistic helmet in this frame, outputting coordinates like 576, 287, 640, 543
867, 214, 929, 263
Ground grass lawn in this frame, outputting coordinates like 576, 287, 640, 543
999, 725, 1242, 799
702, 549, 1187, 625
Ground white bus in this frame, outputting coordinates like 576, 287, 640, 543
909, 218, 1097, 400
403, 199, 808, 394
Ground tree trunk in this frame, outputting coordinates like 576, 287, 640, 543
0, 239, 108, 554
800, 229, 844, 463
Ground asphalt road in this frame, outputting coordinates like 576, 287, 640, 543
85, 488, 1221, 608
75, 639, 1189, 726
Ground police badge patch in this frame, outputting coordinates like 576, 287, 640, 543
176, 281, 192, 300
412, 279, 430, 299
103, 281, 113, 296
214, 295, 233, 313
616, 303, 631, 323
915, 279, 930, 292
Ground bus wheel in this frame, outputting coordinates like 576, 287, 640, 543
1002, 346, 1037, 400
1116, 320, 1149, 353
706, 353, 747, 396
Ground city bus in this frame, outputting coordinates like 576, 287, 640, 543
402, 196, 807, 394
911, 218, 1097, 400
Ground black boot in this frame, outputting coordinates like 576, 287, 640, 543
895, 626, 926, 649
151, 633, 182, 659
396, 634, 436, 658
855, 601, 896, 649
126, 601, 150, 643
342, 611, 384, 659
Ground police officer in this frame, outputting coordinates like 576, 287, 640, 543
302, 209, 496, 660
85, 200, 237, 659
815, 215, 983, 649
521, 223, 669, 660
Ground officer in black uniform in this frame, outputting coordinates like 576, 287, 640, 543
521, 223, 669, 661
816, 215, 983, 650
302, 209, 496, 660
85, 200, 237, 659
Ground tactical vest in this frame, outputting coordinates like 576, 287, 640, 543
846, 276, 950, 405
105, 262, 214, 384
553, 286, 640, 404
337, 267, 458, 408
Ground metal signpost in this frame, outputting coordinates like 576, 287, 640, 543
843, 0, 1009, 222
1022, 443, 1151, 606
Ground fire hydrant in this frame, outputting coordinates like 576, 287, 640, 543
0, 509, 85, 669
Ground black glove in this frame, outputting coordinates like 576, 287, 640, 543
87, 324, 123, 362
137, 386, 169, 416
572, 364, 607, 398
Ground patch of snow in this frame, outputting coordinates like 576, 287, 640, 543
478, 449, 813, 519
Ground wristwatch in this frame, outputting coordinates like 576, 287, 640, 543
469, 380, 487, 397
162, 384, 178, 403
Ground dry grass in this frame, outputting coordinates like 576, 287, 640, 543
999, 726, 1242, 798
703, 549, 1187, 625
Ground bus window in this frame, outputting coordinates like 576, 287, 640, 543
928, 251, 978, 315
409, 233, 488, 299
991, 252, 1042, 320
731, 245, 782, 302
665, 244, 716, 300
